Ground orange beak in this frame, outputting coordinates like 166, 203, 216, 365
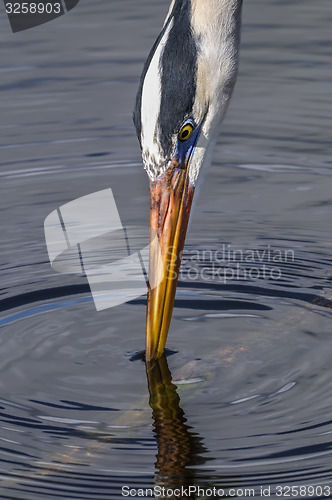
146, 159, 195, 362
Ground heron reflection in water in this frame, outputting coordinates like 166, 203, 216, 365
147, 355, 212, 490
134, 0, 243, 361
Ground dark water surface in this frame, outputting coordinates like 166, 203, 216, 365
1, 1, 332, 498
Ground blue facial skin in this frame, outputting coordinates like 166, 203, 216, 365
174, 121, 202, 169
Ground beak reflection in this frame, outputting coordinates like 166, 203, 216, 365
146, 355, 208, 485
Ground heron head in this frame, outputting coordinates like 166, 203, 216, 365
134, 0, 242, 361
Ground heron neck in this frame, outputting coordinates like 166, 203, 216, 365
190, 0, 243, 33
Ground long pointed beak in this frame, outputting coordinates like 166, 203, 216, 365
146, 159, 195, 362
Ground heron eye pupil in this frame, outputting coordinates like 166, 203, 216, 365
178, 124, 193, 141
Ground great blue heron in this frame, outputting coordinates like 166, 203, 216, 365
134, 0, 243, 361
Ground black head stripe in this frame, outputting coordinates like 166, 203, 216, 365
159, 0, 197, 160
133, 0, 197, 157
133, 6, 176, 144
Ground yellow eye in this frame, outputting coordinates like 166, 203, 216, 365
178, 123, 193, 141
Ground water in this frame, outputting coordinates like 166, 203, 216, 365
1, 0, 332, 498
